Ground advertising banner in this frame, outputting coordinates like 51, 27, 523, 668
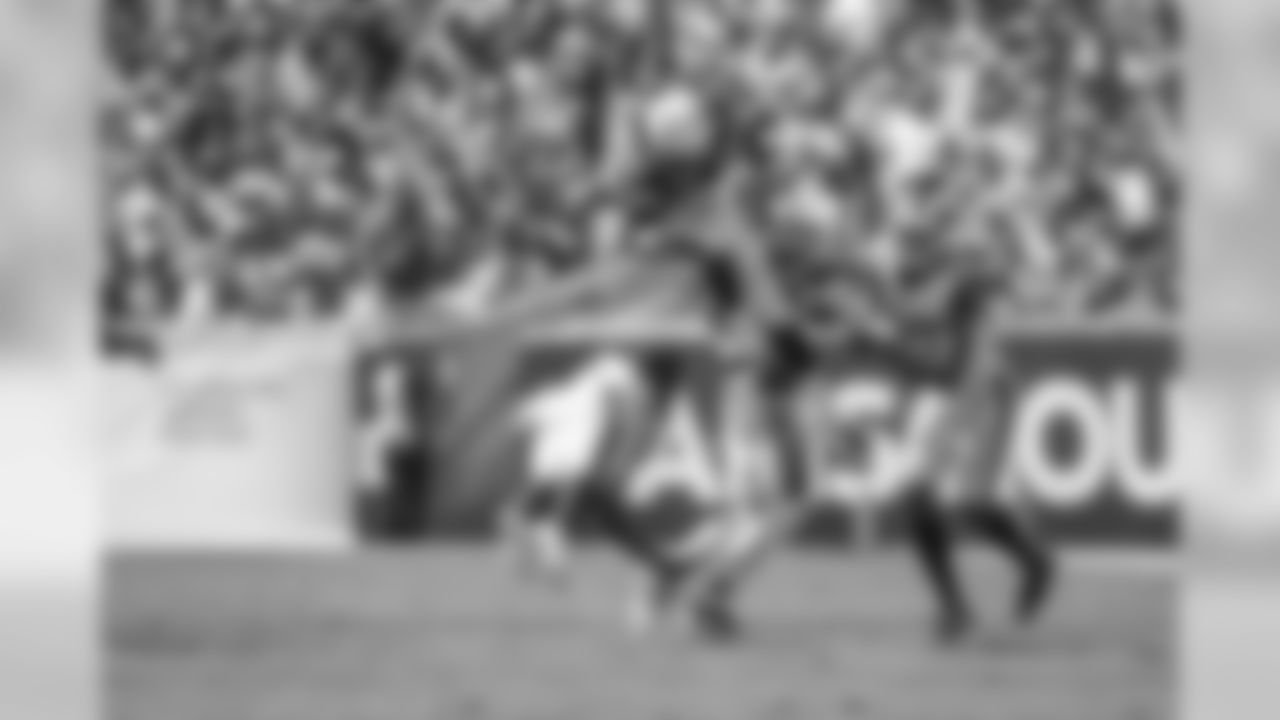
106, 324, 357, 550
806, 330, 1178, 543
417, 325, 1179, 544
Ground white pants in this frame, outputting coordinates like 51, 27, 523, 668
524, 408, 612, 488
519, 377, 637, 489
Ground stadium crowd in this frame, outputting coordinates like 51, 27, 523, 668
101, 0, 1179, 340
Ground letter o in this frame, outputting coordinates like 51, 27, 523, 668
1013, 378, 1111, 509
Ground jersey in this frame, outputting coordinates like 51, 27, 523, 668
886, 269, 1016, 504
870, 264, 1008, 389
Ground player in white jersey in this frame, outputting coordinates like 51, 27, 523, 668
506, 349, 647, 578
504, 335, 763, 640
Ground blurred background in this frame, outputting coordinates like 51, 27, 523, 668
10, 0, 1280, 716
1184, 2, 1280, 719
98, 0, 1179, 343
0, 0, 91, 361
0, 4, 98, 720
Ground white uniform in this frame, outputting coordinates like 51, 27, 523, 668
514, 352, 643, 487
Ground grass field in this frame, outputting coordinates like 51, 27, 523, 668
109, 547, 1172, 720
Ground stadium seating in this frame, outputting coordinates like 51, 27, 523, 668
102, 0, 1179, 339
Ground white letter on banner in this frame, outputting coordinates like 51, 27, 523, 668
719, 377, 777, 502
1013, 377, 1110, 509
1166, 383, 1206, 501
628, 397, 721, 505
819, 380, 901, 504
885, 390, 951, 498
1110, 380, 1177, 510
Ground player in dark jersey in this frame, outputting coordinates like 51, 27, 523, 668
623, 216, 882, 641
882, 255, 1059, 643
598, 70, 1059, 641
609, 104, 892, 638
568, 82, 793, 640
673, 235, 1058, 644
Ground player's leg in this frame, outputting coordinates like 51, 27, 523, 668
589, 379, 699, 633
669, 499, 798, 642
672, 373, 812, 642
901, 483, 973, 642
577, 482, 668, 571
689, 569, 745, 642
963, 501, 1058, 625
692, 512, 794, 643
677, 526, 753, 642
899, 389, 976, 641
624, 567, 675, 637
571, 480, 699, 635
594, 493, 753, 642
503, 468, 588, 581
656, 552, 744, 642
951, 383, 1059, 627
514, 485, 574, 577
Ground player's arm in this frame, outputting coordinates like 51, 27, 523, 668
363, 256, 644, 349
820, 259, 908, 343
899, 270, 1008, 381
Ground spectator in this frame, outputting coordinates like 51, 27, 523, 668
101, 0, 1181, 341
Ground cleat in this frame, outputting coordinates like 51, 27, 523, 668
1016, 551, 1058, 626
695, 599, 744, 644
625, 569, 677, 638
519, 523, 572, 585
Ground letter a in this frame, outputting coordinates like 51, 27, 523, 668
627, 399, 721, 505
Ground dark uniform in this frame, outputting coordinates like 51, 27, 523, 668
679, 228, 1059, 642
883, 267, 1058, 642
567, 99, 783, 638
887, 270, 1017, 505
692, 253, 1056, 642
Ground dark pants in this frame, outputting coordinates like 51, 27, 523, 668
901, 485, 1057, 640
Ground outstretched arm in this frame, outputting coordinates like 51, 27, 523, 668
368, 256, 646, 349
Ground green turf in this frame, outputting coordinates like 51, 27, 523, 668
108, 548, 1172, 720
